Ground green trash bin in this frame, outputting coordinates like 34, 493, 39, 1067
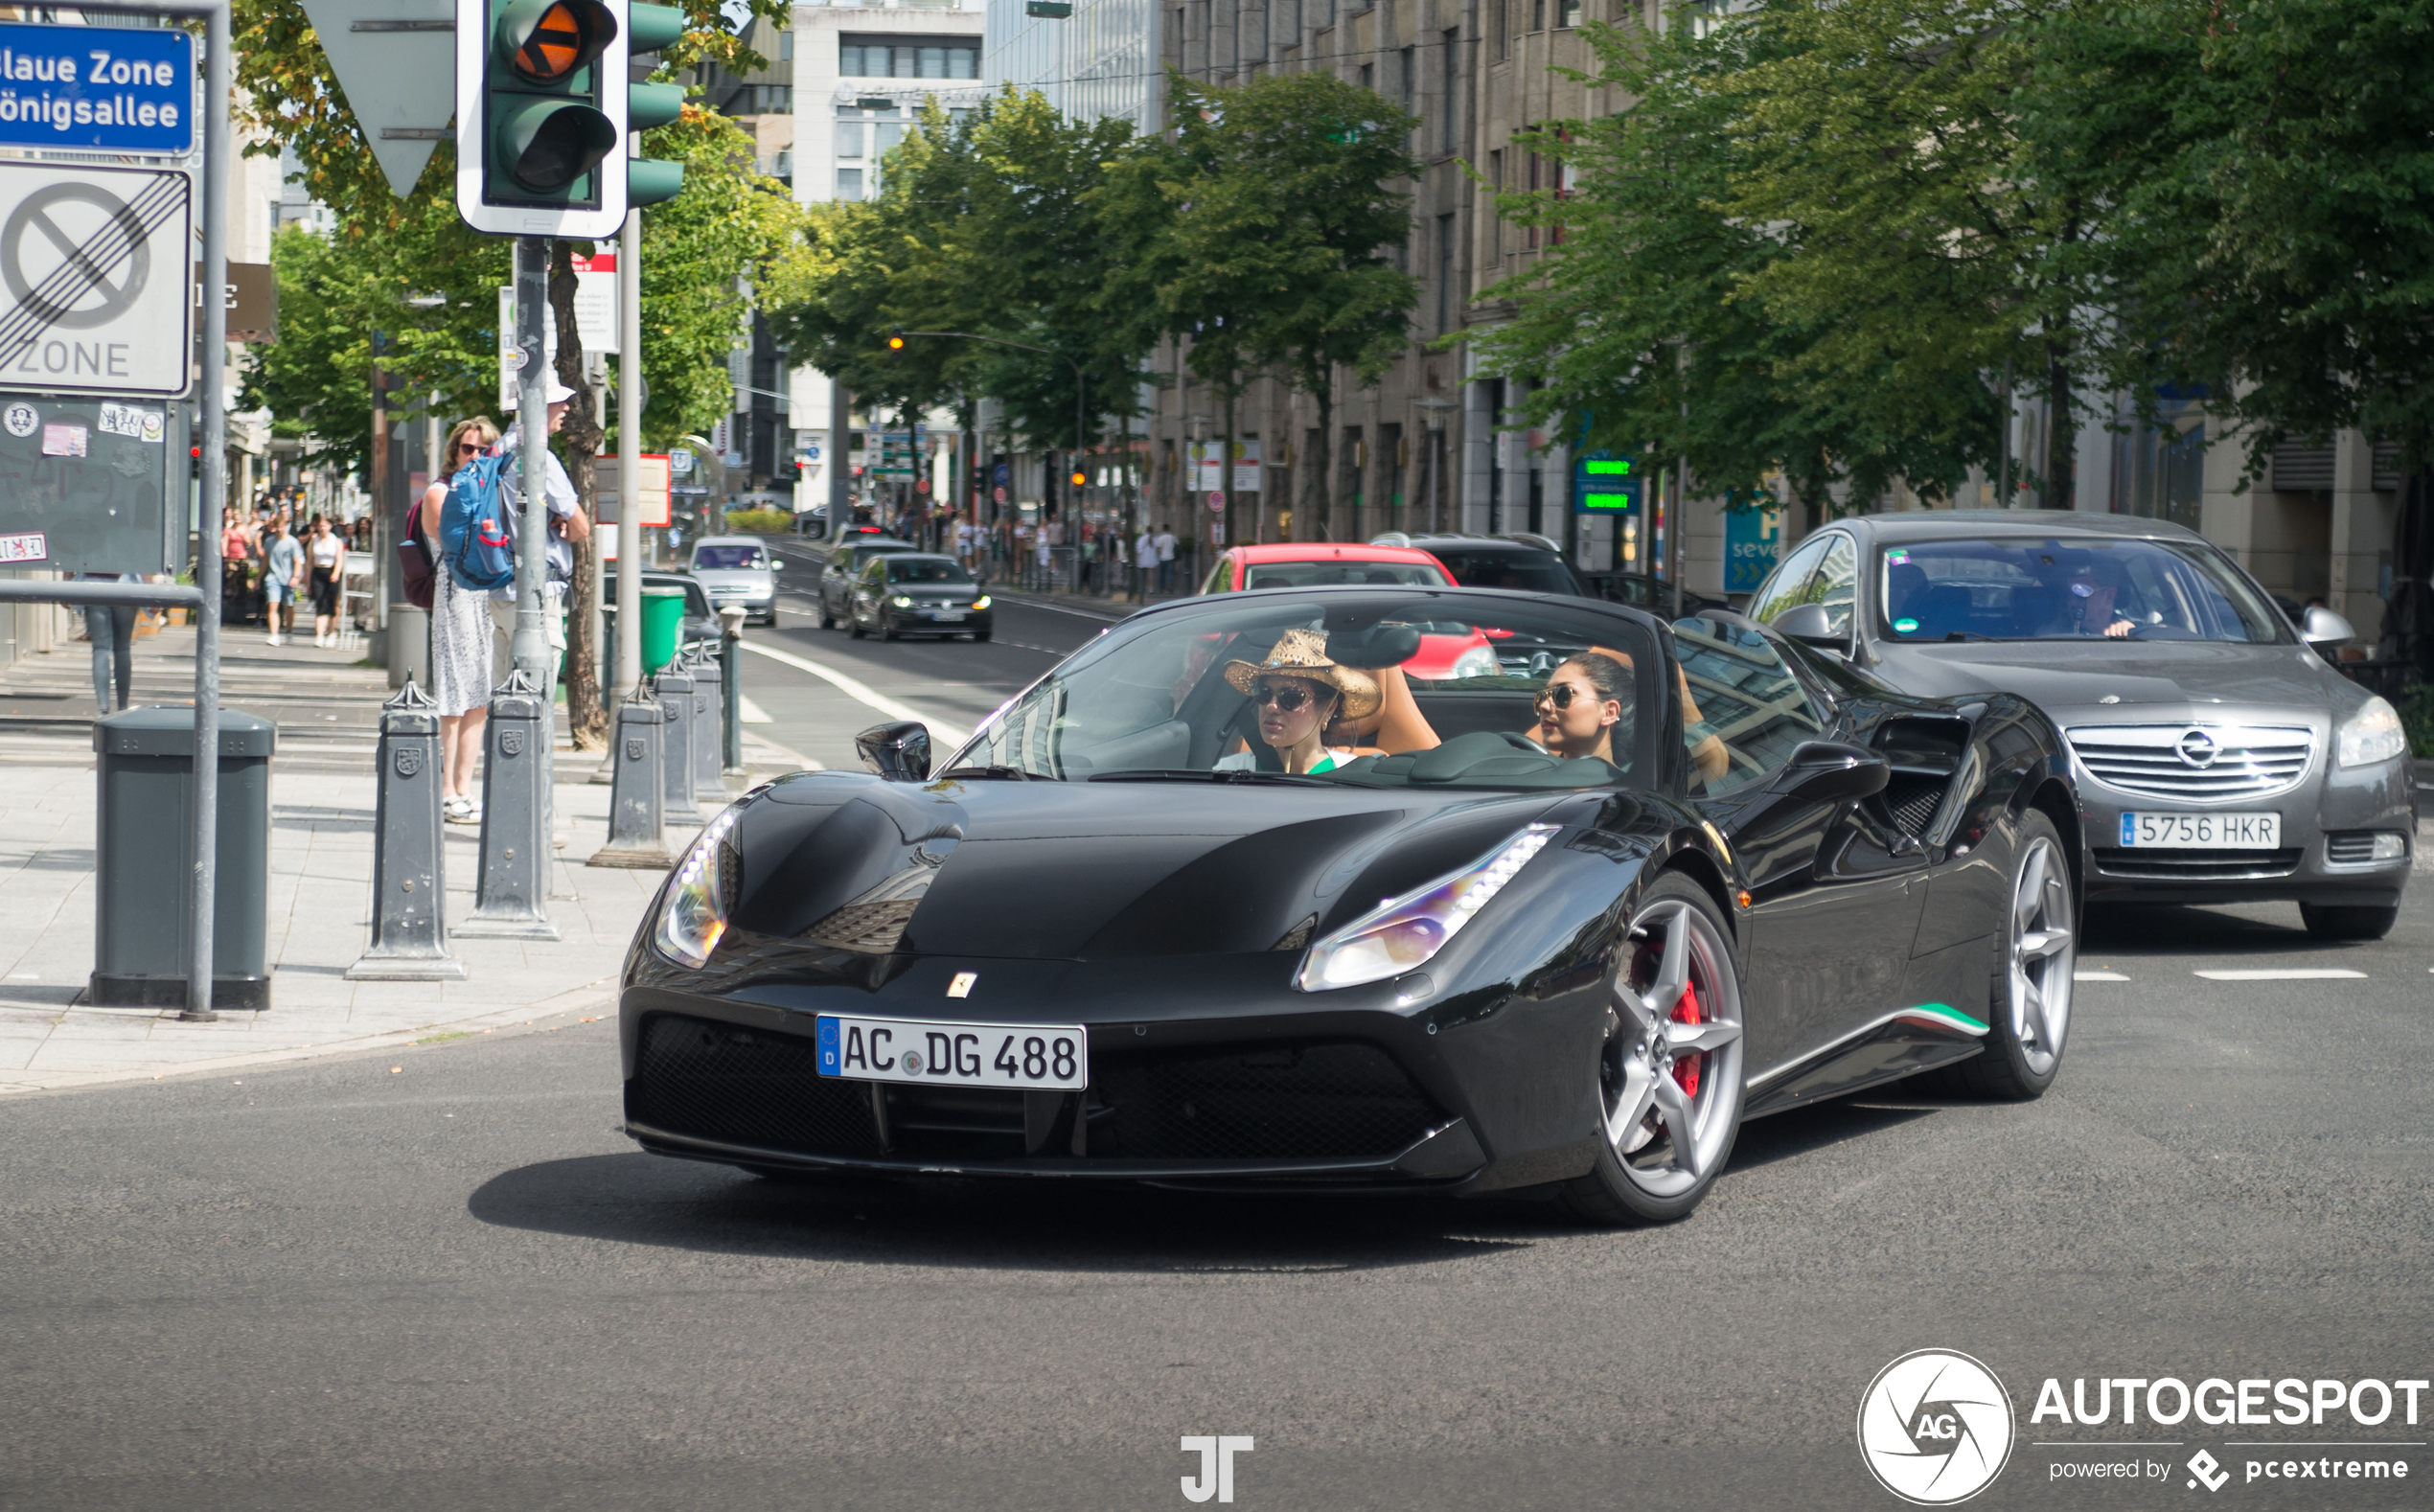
640, 585, 685, 675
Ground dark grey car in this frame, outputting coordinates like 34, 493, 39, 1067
1746, 511, 2415, 938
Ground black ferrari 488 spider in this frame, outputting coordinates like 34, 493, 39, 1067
620, 586, 2079, 1223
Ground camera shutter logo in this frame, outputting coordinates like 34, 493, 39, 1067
1856, 1349, 2015, 1504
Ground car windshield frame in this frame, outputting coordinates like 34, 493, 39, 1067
1423, 546, 1588, 597
1876, 534, 2288, 646
692, 545, 769, 571
942, 587, 1668, 791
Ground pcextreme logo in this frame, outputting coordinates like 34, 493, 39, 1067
1858, 1350, 2018, 1505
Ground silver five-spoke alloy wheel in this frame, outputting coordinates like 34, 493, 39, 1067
1600, 895, 1746, 1201
2008, 835, 2074, 1078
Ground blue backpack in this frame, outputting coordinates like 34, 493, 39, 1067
439, 446, 518, 593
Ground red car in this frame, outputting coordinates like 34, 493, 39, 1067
1198, 542, 1499, 680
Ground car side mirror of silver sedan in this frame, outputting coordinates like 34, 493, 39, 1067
2300, 604, 2354, 650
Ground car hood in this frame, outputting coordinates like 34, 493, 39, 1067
723, 770, 1578, 962
1870, 639, 2364, 725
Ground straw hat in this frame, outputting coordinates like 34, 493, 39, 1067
1223, 629, 1382, 720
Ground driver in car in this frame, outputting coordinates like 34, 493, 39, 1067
2040, 559, 2137, 638
1216, 629, 1382, 775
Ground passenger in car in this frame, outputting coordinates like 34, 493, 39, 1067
1531, 653, 1631, 764
1215, 629, 1383, 775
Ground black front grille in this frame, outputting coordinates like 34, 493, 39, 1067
1092, 1042, 1440, 1160
2092, 847, 2302, 880
630, 1015, 1441, 1166
629, 1014, 884, 1158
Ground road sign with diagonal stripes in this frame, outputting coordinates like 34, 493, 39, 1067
0, 161, 192, 397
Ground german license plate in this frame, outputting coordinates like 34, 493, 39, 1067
815, 1014, 1087, 1089
930, 610, 966, 622
2118, 812, 2281, 848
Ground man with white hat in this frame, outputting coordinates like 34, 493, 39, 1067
491, 378, 592, 677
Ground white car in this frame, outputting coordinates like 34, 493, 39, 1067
688, 536, 781, 625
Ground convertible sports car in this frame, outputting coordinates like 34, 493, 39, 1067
620, 587, 2079, 1223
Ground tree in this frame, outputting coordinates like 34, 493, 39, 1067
1120, 72, 1421, 538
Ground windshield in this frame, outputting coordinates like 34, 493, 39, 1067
1427, 548, 1585, 596
945, 591, 1660, 789
1881, 537, 2283, 644
693, 545, 767, 571
888, 558, 975, 584
1243, 560, 1451, 589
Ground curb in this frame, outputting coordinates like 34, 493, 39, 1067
0, 978, 620, 1099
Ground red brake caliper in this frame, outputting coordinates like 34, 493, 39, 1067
1671, 978, 1703, 1097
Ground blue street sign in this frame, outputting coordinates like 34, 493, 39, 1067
1724, 502, 1785, 592
0, 24, 192, 154
1573, 451, 1641, 515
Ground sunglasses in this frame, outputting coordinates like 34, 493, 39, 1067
1534, 683, 1586, 711
1250, 681, 1319, 712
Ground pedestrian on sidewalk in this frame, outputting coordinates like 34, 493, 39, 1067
263, 517, 303, 645
75, 571, 138, 715
492, 381, 590, 684
306, 515, 347, 647
1135, 525, 1157, 597
1155, 522, 1178, 593
421, 416, 499, 823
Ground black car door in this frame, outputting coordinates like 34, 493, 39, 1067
1669, 614, 1927, 1074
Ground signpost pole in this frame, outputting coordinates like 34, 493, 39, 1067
615, 209, 642, 700
185, 0, 229, 1022
513, 235, 550, 685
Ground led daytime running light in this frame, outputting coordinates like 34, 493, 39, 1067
653, 805, 743, 969
1296, 824, 1559, 992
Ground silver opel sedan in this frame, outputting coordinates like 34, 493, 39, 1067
1748, 512, 2415, 939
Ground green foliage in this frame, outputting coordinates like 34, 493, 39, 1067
2400, 682, 2434, 760
722, 507, 793, 534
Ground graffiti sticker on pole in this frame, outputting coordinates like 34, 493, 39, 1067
0, 162, 192, 396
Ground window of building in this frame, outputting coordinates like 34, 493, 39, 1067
1525, 151, 1539, 249
1487, 148, 1504, 258
780, 30, 794, 60
1491, 0, 1507, 57
837, 120, 864, 157
841, 40, 978, 78
1435, 211, 1457, 332
1399, 45, 1414, 111
1558, 0, 1580, 24
837, 168, 864, 200
1441, 29, 1459, 152
1531, 0, 1545, 30
1359, 62, 1373, 90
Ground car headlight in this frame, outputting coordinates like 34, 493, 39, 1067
891, 594, 914, 607
1295, 824, 1558, 991
2336, 697, 2407, 767
972, 595, 991, 610
1449, 643, 1499, 680
652, 806, 744, 969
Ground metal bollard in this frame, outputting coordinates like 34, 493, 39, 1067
456, 667, 562, 939
656, 657, 698, 809
685, 638, 723, 795
348, 678, 469, 979
588, 692, 673, 868
718, 605, 746, 774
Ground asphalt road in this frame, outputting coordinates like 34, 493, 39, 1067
5, 867, 2429, 1510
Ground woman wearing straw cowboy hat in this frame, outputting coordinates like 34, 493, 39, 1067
1216, 629, 1382, 775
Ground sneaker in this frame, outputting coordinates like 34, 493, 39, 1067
444, 797, 479, 824
265, 632, 281, 646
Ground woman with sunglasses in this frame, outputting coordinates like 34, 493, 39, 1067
419, 417, 501, 823
1216, 629, 1382, 775
1530, 652, 1630, 765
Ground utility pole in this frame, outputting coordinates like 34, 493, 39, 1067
511, 237, 551, 685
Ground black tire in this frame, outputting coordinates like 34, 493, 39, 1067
817, 600, 835, 630
973, 628, 993, 643
2300, 901, 2398, 941
1559, 872, 1746, 1226
1937, 809, 2073, 1101
849, 616, 865, 639
880, 621, 898, 642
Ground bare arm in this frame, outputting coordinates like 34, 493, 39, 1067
418, 482, 448, 541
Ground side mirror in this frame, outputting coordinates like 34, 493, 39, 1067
1770, 602, 1850, 651
1778, 740, 1890, 804
2300, 604, 2354, 650
856, 721, 932, 782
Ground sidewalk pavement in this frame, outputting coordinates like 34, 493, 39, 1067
0, 630, 814, 1097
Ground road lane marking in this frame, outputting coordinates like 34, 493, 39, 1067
738, 639, 971, 747
2191, 968, 2367, 981
2074, 970, 2131, 981
737, 695, 772, 725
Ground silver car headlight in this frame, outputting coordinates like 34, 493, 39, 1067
2335, 697, 2407, 767
1449, 643, 1500, 680
1296, 825, 1558, 992
652, 806, 744, 969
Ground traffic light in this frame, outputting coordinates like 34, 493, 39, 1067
454, 0, 688, 237
885, 332, 907, 354
1070, 470, 1087, 487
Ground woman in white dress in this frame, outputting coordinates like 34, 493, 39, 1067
419, 417, 499, 823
